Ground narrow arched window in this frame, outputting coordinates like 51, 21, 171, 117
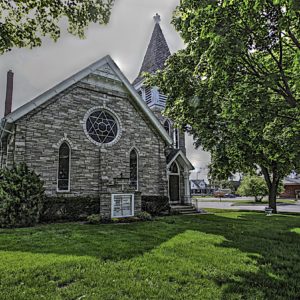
137, 87, 143, 100
169, 162, 179, 174
130, 149, 138, 190
58, 142, 70, 191
173, 128, 179, 149
164, 120, 171, 135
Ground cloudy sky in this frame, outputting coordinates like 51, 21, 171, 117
0, 0, 211, 180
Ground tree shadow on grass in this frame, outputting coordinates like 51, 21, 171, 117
185, 213, 300, 299
0, 213, 300, 298
0, 220, 189, 260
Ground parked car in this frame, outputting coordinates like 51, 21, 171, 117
213, 189, 231, 198
224, 193, 236, 198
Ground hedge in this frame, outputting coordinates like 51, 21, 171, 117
41, 196, 100, 222
141, 195, 170, 216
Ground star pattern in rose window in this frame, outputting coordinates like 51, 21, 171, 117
86, 110, 118, 144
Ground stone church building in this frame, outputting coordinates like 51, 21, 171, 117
0, 15, 193, 219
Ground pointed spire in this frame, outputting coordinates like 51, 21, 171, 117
153, 13, 161, 24
133, 14, 171, 85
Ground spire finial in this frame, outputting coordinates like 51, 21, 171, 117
153, 13, 161, 24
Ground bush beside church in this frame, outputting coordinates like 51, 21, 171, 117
0, 164, 170, 228
0, 164, 44, 228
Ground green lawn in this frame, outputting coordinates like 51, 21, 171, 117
0, 212, 300, 299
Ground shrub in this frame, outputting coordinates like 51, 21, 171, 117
87, 214, 101, 224
0, 163, 45, 228
136, 211, 152, 221
111, 217, 140, 223
237, 175, 268, 202
87, 215, 112, 224
41, 197, 100, 222
169, 209, 180, 216
88, 212, 152, 225
141, 195, 170, 216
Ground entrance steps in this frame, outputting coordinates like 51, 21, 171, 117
170, 204, 203, 215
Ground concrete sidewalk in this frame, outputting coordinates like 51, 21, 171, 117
193, 200, 300, 213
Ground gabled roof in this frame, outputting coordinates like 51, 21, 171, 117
190, 180, 208, 189
283, 177, 300, 185
1, 55, 173, 145
133, 18, 171, 86
167, 149, 194, 171
166, 149, 180, 164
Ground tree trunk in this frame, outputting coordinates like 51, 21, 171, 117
261, 166, 280, 214
268, 182, 278, 213
255, 196, 263, 203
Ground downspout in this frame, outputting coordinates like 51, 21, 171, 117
98, 147, 102, 216
0, 120, 14, 168
0, 119, 7, 168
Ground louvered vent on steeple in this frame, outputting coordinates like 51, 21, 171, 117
159, 93, 167, 106
133, 14, 171, 111
145, 86, 152, 105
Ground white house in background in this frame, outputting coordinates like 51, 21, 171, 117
190, 179, 215, 195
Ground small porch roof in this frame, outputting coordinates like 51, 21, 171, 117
167, 149, 194, 171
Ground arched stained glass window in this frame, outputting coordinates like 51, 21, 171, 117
164, 120, 171, 135
58, 142, 70, 191
130, 149, 138, 190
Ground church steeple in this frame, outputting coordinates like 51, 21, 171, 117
133, 13, 171, 86
134, 14, 186, 154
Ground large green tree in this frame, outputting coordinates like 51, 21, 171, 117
150, 0, 300, 212
237, 176, 268, 202
0, 0, 114, 54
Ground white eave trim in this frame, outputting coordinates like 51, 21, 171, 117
106, 58, 173, 145
167, 150, 194, 171
3, 55, 172, 145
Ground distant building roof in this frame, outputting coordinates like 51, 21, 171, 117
283, 177, 300, 185
133, 14, 171, 86
190, 180, 208, 189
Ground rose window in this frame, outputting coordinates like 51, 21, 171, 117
85, 109, 119, 145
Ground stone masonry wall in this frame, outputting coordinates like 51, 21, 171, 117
7, 74, 168, 216
151, 110, 186, 154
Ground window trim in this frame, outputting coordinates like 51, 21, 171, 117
138, 86, 146, 102
163, 119, 171, 136
169, 161, 180, 175
111, 194, 135, 218
168, 161, 181, 202
129, 147, 139, 191
173, 128, 180, 149
57, 141, 71, 193
83, 106, 122, 147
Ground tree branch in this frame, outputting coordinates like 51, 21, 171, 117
287, 29, 300, 50
266, 45, 298, 108
261, 166, 272, 190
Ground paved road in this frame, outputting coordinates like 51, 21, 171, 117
193, 200, 300, 213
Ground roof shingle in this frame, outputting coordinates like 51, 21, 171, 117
133, 22, 171, 85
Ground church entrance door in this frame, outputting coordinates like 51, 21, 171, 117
169, 175, 180, 203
